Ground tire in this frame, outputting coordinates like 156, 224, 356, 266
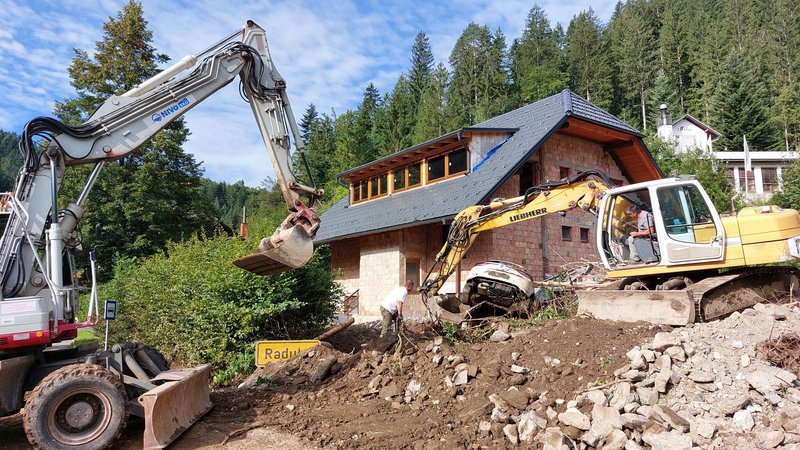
23, 364, 128, 450
138, 345, 169, 376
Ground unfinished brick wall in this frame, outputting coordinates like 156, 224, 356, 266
328, 132, 628, 320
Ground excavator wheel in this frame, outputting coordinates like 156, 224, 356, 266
23, 364, 128, 450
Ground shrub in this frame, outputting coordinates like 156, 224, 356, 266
100, 227, 340, 384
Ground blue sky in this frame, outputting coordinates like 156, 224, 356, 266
0, 0, 615, 186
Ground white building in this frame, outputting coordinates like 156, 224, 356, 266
656, 104, 799, 201
657, 105, 721, 153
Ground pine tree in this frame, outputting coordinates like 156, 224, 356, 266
566, 8, 613, 109
413, 64, 450, 143
379, 76, 416, 152
767, 0, 800, 151
659, 0, 691, 112
0, 130, 22, 191
352, 83, 381, 163
608, 0, 658, 130
448, 23, 509, 127
648, 71, 680, 129
408, 32, 434, 105
299, 103, 319, 143
53, 0, 215, 278
511, 4, 568, 104
713, 50, 776, 151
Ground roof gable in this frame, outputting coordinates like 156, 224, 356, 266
315, 90, 659, 244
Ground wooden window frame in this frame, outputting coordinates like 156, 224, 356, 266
561, 225, 572, 241
426, 148, 470, 185
392, 169, 407, 192
580, 227, 590, 243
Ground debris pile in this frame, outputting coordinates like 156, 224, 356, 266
471, 301, 800, 449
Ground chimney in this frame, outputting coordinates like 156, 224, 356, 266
657, 104, 674, 146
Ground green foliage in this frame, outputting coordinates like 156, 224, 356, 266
770, 160, 800, 211
566, 8, 612, 109
101, 231, 341, 384
408, 32, 435, 104
441, 322, 458, 342
412, 64, 451, 143
0, 130, 22, 191
511, 5, 568, 104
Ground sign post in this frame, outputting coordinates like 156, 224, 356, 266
104, 300, 117, 350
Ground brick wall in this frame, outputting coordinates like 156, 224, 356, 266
328, 132, 627, 319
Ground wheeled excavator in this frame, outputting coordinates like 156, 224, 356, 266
0, 21, 321, 450
420, 169, 800, 325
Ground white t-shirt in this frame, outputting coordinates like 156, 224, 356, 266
381, 286, 408, 314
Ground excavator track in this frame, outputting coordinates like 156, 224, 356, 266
689, 268, 798, 322
577, 267, 798, 325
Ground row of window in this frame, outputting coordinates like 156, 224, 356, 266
351, 148, 469, 203
562, 226, 591, 243
724, 167, 780, 193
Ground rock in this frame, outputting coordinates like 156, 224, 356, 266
405, 379, 422, 402
625, 441, 645, 450
479, 420, 492, 436
746, 365, 798, 396
541, 427, 566, 450
583, 403, 622, 446
664, 346, 686, 362
648, 430, 692, 450
500, 388, 530, 410
695, 420, 716, 439
652, 332, 680, 351
452, 369, 469, 386
610, 382, 632, 411
655, 354, 672, 372
511, 364, 530, 374
688, 371, 716, 383
432, 354, 443, 366
489, 330, 511, 342
488, 394, 513, 412
757, 429, 785, 448
511, 351, 521, 361
481, 364, 499, 379
641, 423, 668, 445
655, 369, 671, 393
312, 355, 338, 382
586, 390, 606, 405
731, 340, 744, 349
508, 374, 527, 386
517, 411, 540, 442
637, 405, 655, 420
636, 387, 658, 406
491, 406, 511, 423
621, 369, 645, 381
620, 413, 648, 431
379, 383, 400, 399
558, 407, 591, 430
546, 406, 558, 421
604, 429, 628, 450
733, 410, 755, 431
532, 412, 547, 430
544, 356, 561, 366
718, 394, 750, 415
503, 423, 519, 444
624, 402, 640, 413
433, 336, 443, 345
285, 404, 295, 411
741, 354, 751, 367
653, 405, 690, 433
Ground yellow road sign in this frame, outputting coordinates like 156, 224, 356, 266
255, 340, 319, 366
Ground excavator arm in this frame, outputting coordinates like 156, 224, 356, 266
419, 170, 611, 298
0, 20, 321, 449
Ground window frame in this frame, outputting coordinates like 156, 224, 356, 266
427, 149, 471, 185
561, 225, 572, 241
580, 227, 590, 243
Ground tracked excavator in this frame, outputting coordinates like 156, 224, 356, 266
0, 21, 321, 449
420, 169, 800, 325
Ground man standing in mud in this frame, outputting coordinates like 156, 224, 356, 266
380, 280, 414, 337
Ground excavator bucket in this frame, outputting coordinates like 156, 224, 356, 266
234, 224, 314, 275
138, 364, 213, 450
576, 290, 695, 326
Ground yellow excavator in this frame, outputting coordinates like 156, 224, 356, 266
0, 21, 320, 449
420, 169, 800, 325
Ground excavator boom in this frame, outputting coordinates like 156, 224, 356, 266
0, 20, 322, 450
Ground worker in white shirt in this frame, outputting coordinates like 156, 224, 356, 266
380, 280, 414, 337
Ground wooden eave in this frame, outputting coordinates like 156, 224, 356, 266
558, 117, 661, 183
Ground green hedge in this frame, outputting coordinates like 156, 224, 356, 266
100, 231, 340, 384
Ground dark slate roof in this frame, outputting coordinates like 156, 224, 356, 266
315, 90, 640, 244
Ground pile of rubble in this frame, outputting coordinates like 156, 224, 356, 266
472, 301, 800, 449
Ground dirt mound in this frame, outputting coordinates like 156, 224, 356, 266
199, 317, 658, 449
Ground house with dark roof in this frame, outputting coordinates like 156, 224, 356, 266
316, 90, 662, 321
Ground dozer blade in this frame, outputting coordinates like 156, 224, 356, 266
577, 290, 695, 326
234, 224, 314, 275
139, 364, 213, 450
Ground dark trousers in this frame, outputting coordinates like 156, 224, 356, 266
380, 306, 396, 337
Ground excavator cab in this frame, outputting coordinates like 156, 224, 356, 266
597, 179, 725, 271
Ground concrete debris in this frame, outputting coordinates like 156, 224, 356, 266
510, 364, 530, 374
558, 407, 590, 430
733, 409, 755, 430
489, 330, 511, 342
